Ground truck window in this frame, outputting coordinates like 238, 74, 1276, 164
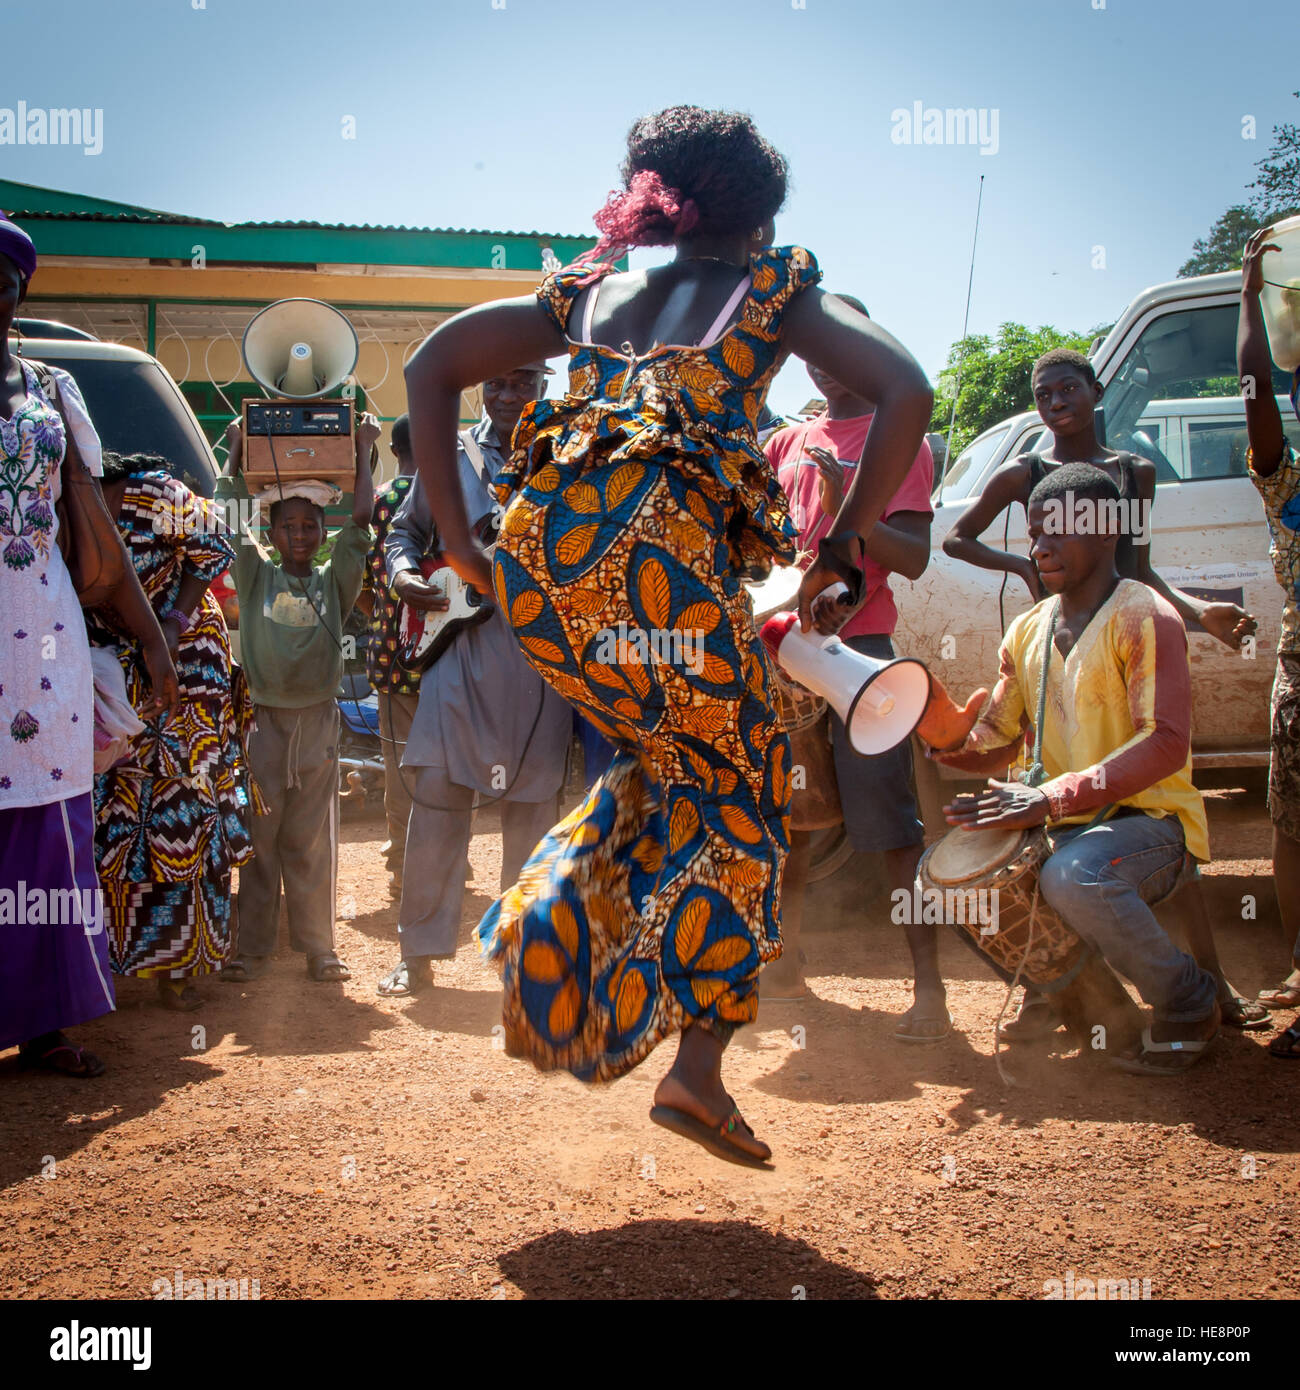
1102, 304, 1291, 462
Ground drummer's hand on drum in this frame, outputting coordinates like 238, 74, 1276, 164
392, 570, 451, 613
440, 536, 495, 597
944, 779, 1049, 831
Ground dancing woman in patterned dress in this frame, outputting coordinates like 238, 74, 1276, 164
404, 107, 932, 1164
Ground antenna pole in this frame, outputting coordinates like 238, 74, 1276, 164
942, 174, 986, 479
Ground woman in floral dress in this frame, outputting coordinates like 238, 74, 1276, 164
403, 108, 933, 1164
0, 218, 177, 1076
90, 453, 259, 1010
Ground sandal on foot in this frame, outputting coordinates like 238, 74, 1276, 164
1111, 1024, 1218, 1076
998, 996, 1065, 1043
894, 1006, 953, 1044
157, 980, 202, 1012
649, 1102, 773, 1169
1220, 995, 1271, 1031
307, 953, 350, 983
19, 1037, 105, 1078
1268, 1018, 1300, 1060
376, 959, 431, 997
1256, 981, 1300, 1010
220, 955, 266, 983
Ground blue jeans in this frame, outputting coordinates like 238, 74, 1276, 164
1038, 812, 1217, 1024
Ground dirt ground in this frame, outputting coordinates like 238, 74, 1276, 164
1, 782, 1296, 1302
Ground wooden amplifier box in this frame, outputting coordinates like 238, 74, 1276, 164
242, 399, 356, 490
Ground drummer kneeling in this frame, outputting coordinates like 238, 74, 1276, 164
924, 463, 1220, 1075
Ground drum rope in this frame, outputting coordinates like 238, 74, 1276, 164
995, 600, 1060, 1085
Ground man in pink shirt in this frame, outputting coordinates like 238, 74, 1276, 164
766, 295, 946, 1041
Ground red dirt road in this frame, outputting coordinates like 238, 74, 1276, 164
1, 785, 1295, 1301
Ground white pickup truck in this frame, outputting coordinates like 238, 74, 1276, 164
891, 270, 1292, 836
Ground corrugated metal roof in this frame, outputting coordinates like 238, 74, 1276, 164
1, 179, 590, 240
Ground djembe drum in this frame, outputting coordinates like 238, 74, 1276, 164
918, 824, 1142, 1049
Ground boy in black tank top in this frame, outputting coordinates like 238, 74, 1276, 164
946, 349, 1256, 649
944, 349, 1269, 1035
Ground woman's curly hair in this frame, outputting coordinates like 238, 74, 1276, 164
581, 106, 789, 265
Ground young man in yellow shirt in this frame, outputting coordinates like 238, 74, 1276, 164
928, 462, 1220, 1073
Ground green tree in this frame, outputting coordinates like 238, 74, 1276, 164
1180, 95, 1300, 276
930, 322, 1092, 459
1250, 90, 1300, 217
1179, 204, 1272, 277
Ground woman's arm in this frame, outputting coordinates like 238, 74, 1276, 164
1238, 227, 1287, 479
98, 560, 180, 718
782, 289, 933, 626
403, 298, 565, 593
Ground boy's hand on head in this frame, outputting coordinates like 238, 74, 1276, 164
1243, 228, 1282, 298
356, 412, 381, 455
224, 419, 243, 473
1200, 601, 1257, 650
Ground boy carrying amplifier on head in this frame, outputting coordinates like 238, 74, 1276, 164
215, 412, 377, 985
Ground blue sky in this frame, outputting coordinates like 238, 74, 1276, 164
8, 0, 1296, 416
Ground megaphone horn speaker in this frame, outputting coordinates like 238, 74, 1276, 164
761, 611, 931, 757
241, 298, 359, 400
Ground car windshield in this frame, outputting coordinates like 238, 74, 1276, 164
938, 424, 1009, 502
31, 354, 216, 498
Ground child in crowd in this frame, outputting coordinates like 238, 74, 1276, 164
214, 413, 377, 983
945, 346, 1267, 1035
1237, 227, 1300, 1060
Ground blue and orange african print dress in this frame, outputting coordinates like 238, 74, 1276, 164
477, 245, 821, 1081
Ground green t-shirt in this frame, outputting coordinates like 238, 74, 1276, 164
216, 474, 371, 708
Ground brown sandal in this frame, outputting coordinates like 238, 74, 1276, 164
649, 1101, 772, 1168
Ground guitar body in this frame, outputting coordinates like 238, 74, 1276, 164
396, 556, 494, 674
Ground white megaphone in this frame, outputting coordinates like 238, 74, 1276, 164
241, 298, 359, 399
761, 608, 931, 756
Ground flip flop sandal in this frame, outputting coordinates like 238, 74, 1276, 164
220, 956, 266, 983
1110, 1025, 1218, 1076
649, 1103, 773, 1169
1256, 983, 1300, 1010
307, 955, 351, 983
19, 1042, 106, 1078
157, 983, 203, 1012
1220, 995, 1272, 1031
894, 1008, 954, 1044
377, 960, 431, 997
1268, 1020, 1300, 1060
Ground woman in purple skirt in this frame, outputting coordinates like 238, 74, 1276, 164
0, 216, 176, 1077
